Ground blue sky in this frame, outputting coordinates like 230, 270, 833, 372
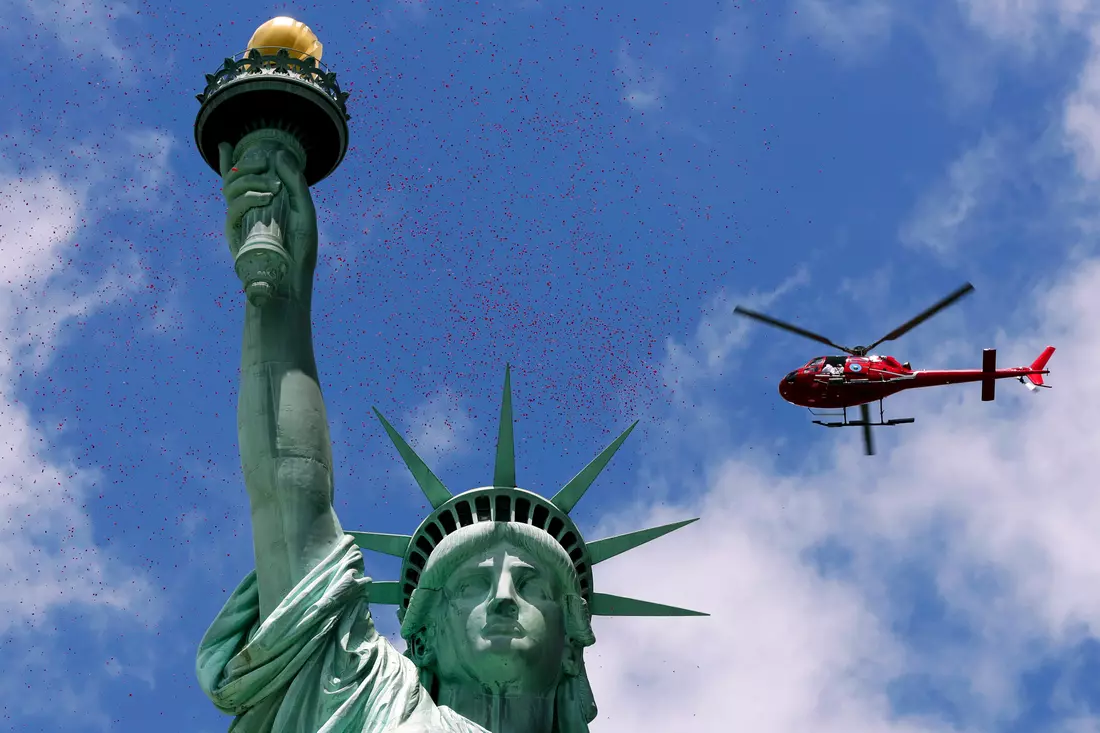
1, 0, 1099, 731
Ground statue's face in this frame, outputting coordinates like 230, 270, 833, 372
432, 540, 567, 694
234, 138, 306, 182
236, 140, 285, 171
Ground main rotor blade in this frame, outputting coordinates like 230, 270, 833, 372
733, 306, 853, 354
860, 403, 874, 456
865, 283, 974, 352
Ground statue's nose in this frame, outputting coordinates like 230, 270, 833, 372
487, 574, 520, 618
487, 595, 519, 619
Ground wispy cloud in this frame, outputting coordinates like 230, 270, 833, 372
712, 0, 750, 73
0, 170, 156, 721
0, 125, 178, 221
611, 34, 716, 145
0, 173, 143, 369
403, 387, 476, 471
943, 7, 1100, 231
0, 174, 142, 585
7, 0, 134, 72
63, 128, 178, 212
895, 4, 1100, 246
114, 130, 176, 209
955, 0, 1097, 53
945, 1, 1100, 120
1063, 26, 1100, 185
899, 134, 1005, 256
614, 44, 665, 112
793, 0, 894, 60
662, 266, 810, 390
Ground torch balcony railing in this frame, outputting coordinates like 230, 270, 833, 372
195, 47, 350, 120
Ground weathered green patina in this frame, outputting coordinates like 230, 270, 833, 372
195, 23, 706, 733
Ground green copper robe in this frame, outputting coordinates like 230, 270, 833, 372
196, 535, 488, 733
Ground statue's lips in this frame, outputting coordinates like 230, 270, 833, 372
481, 621, 522, 638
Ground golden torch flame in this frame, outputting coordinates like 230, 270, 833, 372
246, 16, 323, 62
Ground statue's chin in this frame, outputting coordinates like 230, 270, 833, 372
458, 642, 549, 683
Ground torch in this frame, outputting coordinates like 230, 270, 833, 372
194, 17, 350, 306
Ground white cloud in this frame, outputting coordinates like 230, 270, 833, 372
0, 171, 156, 727
615, 45, 665, 112
116, 130, 176, 208
1064, 26, 1100, 184
10, 0, 133, 71
712, 0, 749, 71
840, 267, 893, 305
899, 135, 1005, 256
0, 175, 79, 284
609, 34, 717, 144
951, 1, 1100, 190
793, 0, 894, 59
586, 253, 1100, 731
0, 172, 149, 625
795, 1, 1096, 113
0, 125, 178, 222
62, 129, 178, 212
663, 266, 810, 390
587, 484, 936, 733
956, 0, 1096, 52
397, 387, 476, 471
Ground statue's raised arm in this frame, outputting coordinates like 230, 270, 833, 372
219, 138, 344, 622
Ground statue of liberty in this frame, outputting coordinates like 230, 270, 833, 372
194, 18, 705, 733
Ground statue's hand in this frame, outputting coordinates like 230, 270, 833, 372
218, 141, 319, 304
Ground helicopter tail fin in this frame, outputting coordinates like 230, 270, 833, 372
1022, 346, 1055, 391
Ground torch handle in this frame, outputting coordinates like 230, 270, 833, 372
234, 189, 292, 307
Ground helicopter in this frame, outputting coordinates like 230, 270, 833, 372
734, 283, 1055, 455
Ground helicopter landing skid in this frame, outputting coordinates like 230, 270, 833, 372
809, 401, 914, 429
808, 401, 912, 456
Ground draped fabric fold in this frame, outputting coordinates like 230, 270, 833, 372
196, 535, 486, 733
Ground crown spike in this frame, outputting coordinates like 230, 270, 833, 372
369, 580, 404, 606
349, 531, 412, 558
588, 592, 708, 617
493, 365, 516, 488
587, 518, 698, 565
551, 421, 637, 514
373, 407, 452, 509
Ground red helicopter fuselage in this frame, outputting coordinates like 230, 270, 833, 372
778, 349, 1055, 409
734, 282, 1055, 455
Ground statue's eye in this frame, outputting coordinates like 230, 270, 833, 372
518, 577, 552, 600
454, 576, 490, 598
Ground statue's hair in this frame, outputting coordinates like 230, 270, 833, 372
398, 522, 597, 733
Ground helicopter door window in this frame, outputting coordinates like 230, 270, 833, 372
820, 356, 846, 377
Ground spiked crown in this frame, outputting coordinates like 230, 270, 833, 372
352, 367, 706, 619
